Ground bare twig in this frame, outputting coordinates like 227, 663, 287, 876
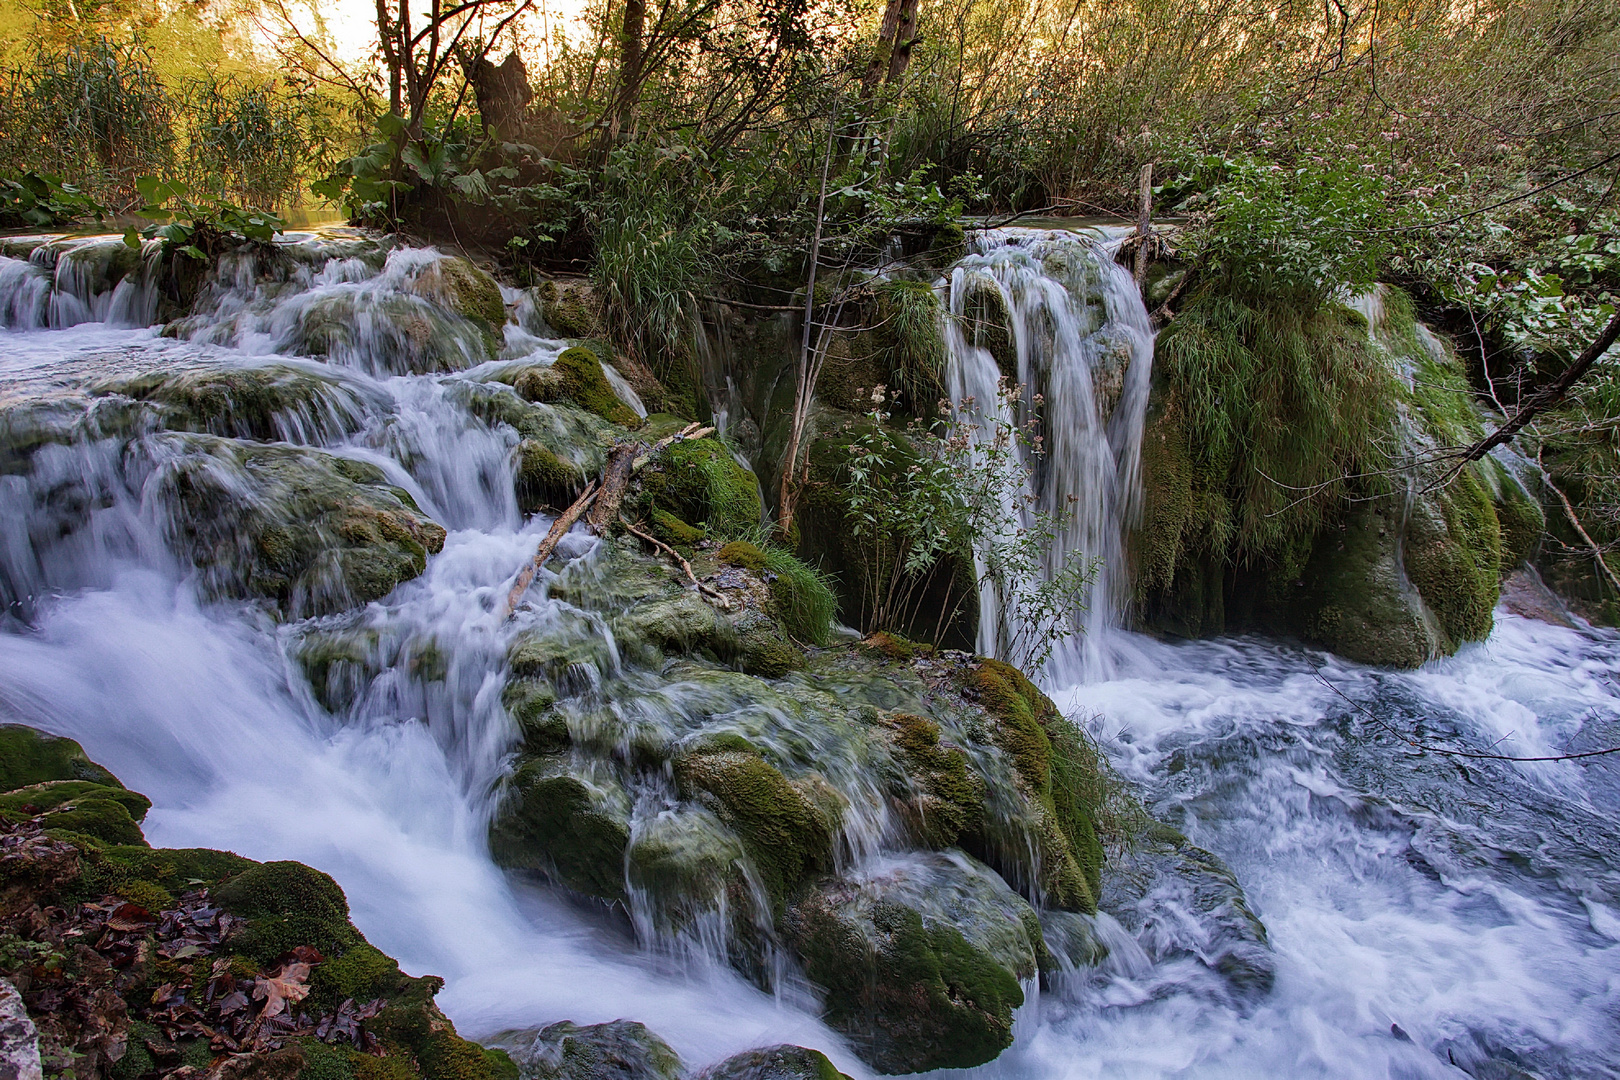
1316, 671, 1620, 762
620, 516, 725, 601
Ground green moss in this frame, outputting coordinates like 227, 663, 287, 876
967, 660, 1101, 911
515, 439, 587, 510
927, 222, 968, 267
296, 1038, 360, 1080
862, 632, 932, 662
502, 679, 567, 755
540, 283, 600, 339
488, 760, 631, 901
786, 896, 1022, 1073
700, 1046, 852, 1080
436, 258, 507, 332
764, 548, 838, 646
35, 796, 147, 846
309, 943, 402, 1012
112, 1021, 159, 1080
1404, 467, 1502, 646
420, 1031, 516, 1080
214, 860, 360, 962
885, 713, 983, 848
0, 780, 149, 820
1490, 460, 1545, 567
675, 749, 838, 914
719, 540, 768, 572
739, 624, 807, 678
0, 725, 121, 792
551, 348, 641, 427
650, 508, 705, 549
642, 437, 763, 541
961, 281, 1017, 382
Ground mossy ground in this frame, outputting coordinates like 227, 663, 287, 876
0, 726, 512, 1080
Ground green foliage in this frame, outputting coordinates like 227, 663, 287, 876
0, 169, 106, 228
124, 175, 284, 260
643, 437, 763, 540
840, 386, 1094, 668
870, 280, 948, 411
763, 547, 838, 646
1150, 282, 1397, 574
1175, 154, 1391, 302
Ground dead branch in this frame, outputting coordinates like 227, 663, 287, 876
587, 442, 640, 534
502, 482, 598, 619
1453, 309, 1620, 466
1316, 671, 1620, 762
620, 516, 725, 601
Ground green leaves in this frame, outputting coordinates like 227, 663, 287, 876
0, 169, 107, 229
126, 174, 284, 259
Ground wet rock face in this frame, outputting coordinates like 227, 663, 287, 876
693, 1046, 848, 1080
501, 1021, 682, 1080
783, 853, 1036, 1074
484, 540, 1143, 1073
0, 726, 514, 1080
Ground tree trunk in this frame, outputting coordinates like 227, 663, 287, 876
587, 442, 639, 534
612, 0, 646, 138
861, 0, 906, 99
1134, 162, 1153, 287
466, 51, 534, 140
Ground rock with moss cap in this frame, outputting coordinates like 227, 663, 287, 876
505, 348, 640, 429
637, 437, 761, 541
489, 757, 632, 902
92, 360, 371, 444
696, 1046, 850, 1080
152, 434, 446, 618
783, 851, 1038, 1074
534, 280, 601, 340
499, 1020, 681, 1080
674, 747, 841, 916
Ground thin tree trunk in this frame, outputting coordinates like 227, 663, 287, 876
1134, 162, 1153, 287
777, 107, 839, 539
612, 0, 646, 138
587, 443, 639, 534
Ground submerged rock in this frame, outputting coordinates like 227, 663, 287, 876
489, 756, 633, 902
501, 1021, 681, 1080
783, 852, 1037, 1074
695, 1047, 849, 1080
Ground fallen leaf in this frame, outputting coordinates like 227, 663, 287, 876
251, 963, 311, 1019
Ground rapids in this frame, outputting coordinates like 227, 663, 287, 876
1, 228, 1618, 1079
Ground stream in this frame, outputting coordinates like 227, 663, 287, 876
1, 229, 1617, 1080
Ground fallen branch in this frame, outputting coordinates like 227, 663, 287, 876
587, 443, 640, 535
633, 423, 715, 471
1538, 451, 1620, 596
502, 482, 598, 619
620, 516, 725, 602
1454, 309, 1620, 466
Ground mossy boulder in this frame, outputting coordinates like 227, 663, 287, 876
410, 255, 507, 348
0, 726, 121, 792
93, 361, 368, 444
879, 712, 983, 849
510, 349, 639, 428
674, 748, 840, 915
637, 437, 762, 542
516, 439, 589, 510
624, 806, 754, 945
500, 1020, 681, 1080
156, 435, 446, 617
783, 852, 1037, 1074
535, 280, 601, 340
612, 591, 738, 663
489, 757, 632, 902
966, 660, 1102, 912
696, 1047, 849, 1080
0, 780, 151, 846
0, 734, 512, 1080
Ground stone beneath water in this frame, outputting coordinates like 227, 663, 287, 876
694, 1047, 849, 1080
500, 1021, 682, 1080
783, 851, 1038, 1074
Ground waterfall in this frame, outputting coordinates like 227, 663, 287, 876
5, 227, 1620, 1080
940, 227, 1155, 682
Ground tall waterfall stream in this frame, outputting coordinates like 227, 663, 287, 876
2, 228, 1618, 1079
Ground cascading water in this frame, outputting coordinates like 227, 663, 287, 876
3, 226, 1620, 1080
941, 227, 1154, 681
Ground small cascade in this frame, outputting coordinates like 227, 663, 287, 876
0, 235, 161, 330
940, 227, 1155, 681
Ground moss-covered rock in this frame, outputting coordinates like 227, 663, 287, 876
535, 280, 601, 340
489, 757, 632, 902
0, 726, 121, 792
411, 255, 507, 347
156, 435, 446, 617
783, 853, 1036, 1074
880, 713, 983, 849
0, 735, 511, 1080
966, 660, 1102, 912
718, 541, 768, 572
93, 361, 368, 444
516, 439, 588, 510
0, 781, 151, 846
639, 437, 761, 541
513, 349, 640, 428
675, 749, 840, 915
500, 1020, 681, 1080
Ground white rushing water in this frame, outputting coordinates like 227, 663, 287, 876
941, 227, 1154, 682
2, 229, 1619, 1080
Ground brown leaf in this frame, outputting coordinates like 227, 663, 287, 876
251, 964, 310, 1020
106, 903, 157, 931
